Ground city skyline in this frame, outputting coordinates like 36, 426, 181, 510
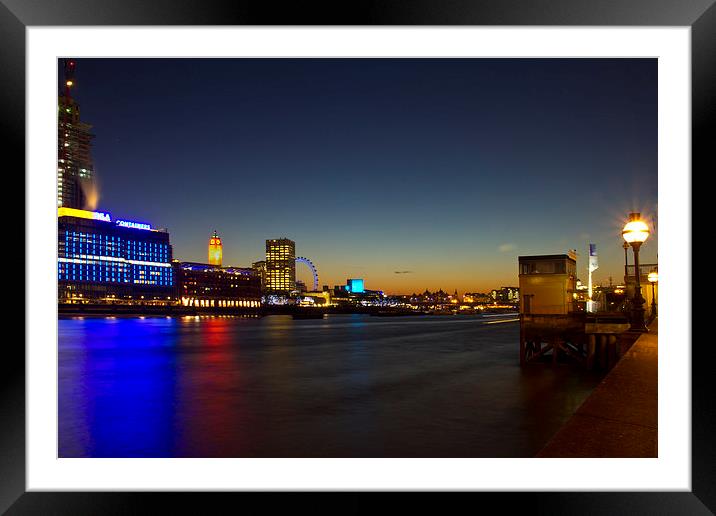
60, 58, 658, 293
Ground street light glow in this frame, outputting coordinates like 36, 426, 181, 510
622, 213, 650, 244
622, 212, 650, 332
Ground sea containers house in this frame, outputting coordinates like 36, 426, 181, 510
57, 207, 176, 305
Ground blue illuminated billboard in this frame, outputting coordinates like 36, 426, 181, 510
346, 278, 364, 293
116, 219, 152, 231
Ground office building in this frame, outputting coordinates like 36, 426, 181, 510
58, 208, 175, 304
252, 260, 267, 290
265, 238, 295, 294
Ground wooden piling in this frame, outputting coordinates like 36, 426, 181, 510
587, 334, 596, 370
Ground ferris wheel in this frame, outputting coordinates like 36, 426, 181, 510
295, 257, 319, 291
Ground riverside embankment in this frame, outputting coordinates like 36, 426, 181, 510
537, 319, 658, 457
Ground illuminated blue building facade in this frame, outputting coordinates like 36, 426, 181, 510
346, 278, 365, 294
58, 209, 175, 303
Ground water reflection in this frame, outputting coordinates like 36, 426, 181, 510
59, 314, 601, 457
59, 317, 179, 457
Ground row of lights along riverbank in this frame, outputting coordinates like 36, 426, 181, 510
57, 204, 657, 320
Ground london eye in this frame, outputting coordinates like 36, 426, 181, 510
295, 257, 319, 291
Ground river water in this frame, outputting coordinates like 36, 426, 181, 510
58, 314, 601, 457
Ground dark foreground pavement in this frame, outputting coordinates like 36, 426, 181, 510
537, 320, 658, 458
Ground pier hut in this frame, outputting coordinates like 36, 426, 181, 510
518, 254, 577, 315
518, 254, 583, 365
518, 254, 635, 369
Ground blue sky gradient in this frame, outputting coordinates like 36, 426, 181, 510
64, 58, 657, 293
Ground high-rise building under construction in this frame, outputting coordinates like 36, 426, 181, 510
58, 59, 95, 209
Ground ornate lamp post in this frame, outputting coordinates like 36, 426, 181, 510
622, 241, 631, 313
622, 212, 650, 332
648, 270, 658, 319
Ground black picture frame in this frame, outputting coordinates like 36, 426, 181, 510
4, 1, 707, 513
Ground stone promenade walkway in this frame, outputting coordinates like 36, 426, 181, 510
537, 320, 658, 457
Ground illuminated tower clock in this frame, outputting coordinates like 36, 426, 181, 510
208, 230, 223, 266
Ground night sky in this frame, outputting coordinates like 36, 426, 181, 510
61, 58, 657, 294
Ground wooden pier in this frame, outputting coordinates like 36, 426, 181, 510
520, 312, 638, 370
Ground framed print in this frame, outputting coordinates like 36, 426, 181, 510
4, 0, 708, 513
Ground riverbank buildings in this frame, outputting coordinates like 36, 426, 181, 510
463, 292, 493, 304
252, 260, 267, 290
175, 262, 261, 310
58, 208, 175, 304
175, 232, 262, 310
57, 61, 177, 305
265, 238, 296, 294
491, 287, 520, 304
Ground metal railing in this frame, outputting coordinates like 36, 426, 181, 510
625, 264, 657, 279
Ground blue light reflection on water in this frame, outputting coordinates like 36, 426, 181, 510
59, 317, 179, 457
59, 314, 601, 458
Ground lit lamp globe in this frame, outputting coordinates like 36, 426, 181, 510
622, 217, 650, 245
622, 212, 650, 332
647, 271, 658, 283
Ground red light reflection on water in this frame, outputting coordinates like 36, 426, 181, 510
175, 316, 250, 457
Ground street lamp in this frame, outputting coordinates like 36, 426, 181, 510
622, 212, 650, 332
622, 241, 631, 313
648, 270, 658, 319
